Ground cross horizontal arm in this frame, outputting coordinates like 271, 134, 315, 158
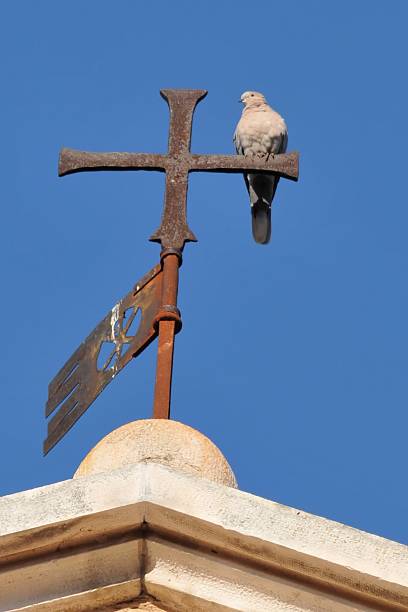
59, 148, 168, 176
190, 152, 299, 181
60, 147, 299, 181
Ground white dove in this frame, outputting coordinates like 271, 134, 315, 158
234, 91, 288, 244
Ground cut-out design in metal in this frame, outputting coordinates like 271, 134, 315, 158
44, 264, 162, 454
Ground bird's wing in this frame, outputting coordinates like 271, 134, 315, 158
268, 129, 287, 200
243, 171, 250, 194
279, 128, 288, 154
233, 122, 250, 193
233, 125, 244, 155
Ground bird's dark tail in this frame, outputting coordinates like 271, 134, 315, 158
251, 201, 271, 244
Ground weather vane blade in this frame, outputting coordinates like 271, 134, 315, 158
44, 264, 162, 454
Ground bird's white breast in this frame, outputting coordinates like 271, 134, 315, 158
235, 107, 287, 156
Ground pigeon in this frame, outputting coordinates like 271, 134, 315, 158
234, 91, 288, 244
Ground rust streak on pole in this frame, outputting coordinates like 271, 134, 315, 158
152, 252, 180, 419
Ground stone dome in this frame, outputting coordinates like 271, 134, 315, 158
74, 419, 237, 488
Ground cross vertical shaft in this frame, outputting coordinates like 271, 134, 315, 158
149, 89, 207, 248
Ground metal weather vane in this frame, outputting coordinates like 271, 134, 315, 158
44, 89, 299, 455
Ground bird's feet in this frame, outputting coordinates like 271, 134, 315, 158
251, 151, 267, 160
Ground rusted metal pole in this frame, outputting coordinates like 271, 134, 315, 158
152, 251, 181, 418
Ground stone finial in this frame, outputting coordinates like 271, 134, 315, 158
73, 419, 237, 488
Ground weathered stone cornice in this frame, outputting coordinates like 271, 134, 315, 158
0, 463, 407, 611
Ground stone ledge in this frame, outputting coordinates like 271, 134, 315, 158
0, 463, 407, 611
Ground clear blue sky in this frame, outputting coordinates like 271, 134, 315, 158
1, 1, 407, 545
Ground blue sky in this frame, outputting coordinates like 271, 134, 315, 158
1, 1, 407, 544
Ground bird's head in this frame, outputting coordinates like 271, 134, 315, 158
239, 91, 267, 108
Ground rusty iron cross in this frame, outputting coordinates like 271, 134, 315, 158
60, 90, 298, 249
44, 89, 299, 454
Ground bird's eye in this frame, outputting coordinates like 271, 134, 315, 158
251, 94, 254, 97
